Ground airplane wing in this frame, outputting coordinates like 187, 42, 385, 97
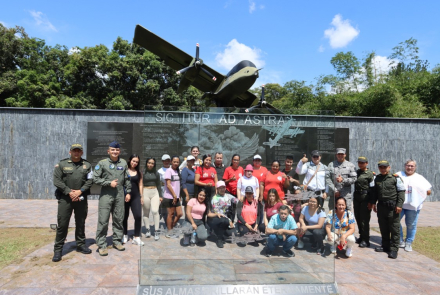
235, 91, 258, 108
133, 25, 224, 93
261, 125, 279, 133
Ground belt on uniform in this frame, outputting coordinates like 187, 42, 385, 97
308, 188, 325, 195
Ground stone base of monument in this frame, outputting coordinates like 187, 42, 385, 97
136, 284, 338, 295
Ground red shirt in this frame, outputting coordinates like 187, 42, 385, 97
223, 166, 244, 196
196, 166, 217, 186
262, 171, 286, 201
264, 202, 283, 220
252, 166, 268, 184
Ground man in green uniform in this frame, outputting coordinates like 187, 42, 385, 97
94, 141, 131, 256
369, 160, 405, 259
353, 156, 375, 248
52, 143, 93, 262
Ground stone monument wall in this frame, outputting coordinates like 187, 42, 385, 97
1, 108, 438, 201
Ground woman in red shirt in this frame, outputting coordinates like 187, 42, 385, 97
263, 188, 284, 227
195, 154, 218, 201
223, 154, 244, 197
260, 160, 290, 202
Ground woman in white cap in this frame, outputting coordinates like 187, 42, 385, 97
207, 181, 237, 248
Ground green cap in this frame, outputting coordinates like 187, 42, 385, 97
378, 160, 389, 167
358, 156, 368, 163
70, 143, 83, 151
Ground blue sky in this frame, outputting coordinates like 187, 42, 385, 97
2, 0, 439, 87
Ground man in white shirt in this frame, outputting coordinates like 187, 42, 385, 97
296, 150, 332, 209
396, 159, 432, 252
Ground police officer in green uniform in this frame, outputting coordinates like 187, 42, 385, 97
52, 143, 93, 262
94, 141, 131, 256
369, 160, 405, 259
353, 156, 375, 248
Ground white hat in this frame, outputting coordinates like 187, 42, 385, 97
161, 154, 171, 161
187, 155, 195, 161
253, 154, 262, 160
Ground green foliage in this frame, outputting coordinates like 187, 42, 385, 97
0, 24, 438, 118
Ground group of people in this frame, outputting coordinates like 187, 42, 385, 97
52, 142, 432, 262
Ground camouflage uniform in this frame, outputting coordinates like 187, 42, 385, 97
328, 160, 357, 210
93, 157, 131, 248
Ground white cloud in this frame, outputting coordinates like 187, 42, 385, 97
324, 14, 359, 48
371, 55, 396, 75
0, 21, 8, 27
68, 47, 81, 55
318, 45, 325, 52
249, 0, 256, 13
29, 10, 58, 32
257, 70, 283, 87
215, 39, 265, 70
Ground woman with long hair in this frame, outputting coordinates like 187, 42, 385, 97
142, 157, 163, 241
325, 197, 356, 258
123, 154, 143, 245
298, 196, 326, 255
263, 188, 283, 227
195, 154, 218, 202
163, 156, 183, 238
186, 188, 209, 245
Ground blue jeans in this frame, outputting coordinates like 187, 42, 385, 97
267, 234, 298, 253
400, 209, 420, 243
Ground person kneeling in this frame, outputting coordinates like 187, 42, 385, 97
186, 189, 209, 246
265, 205, 298, 257
236, 186, 265, 246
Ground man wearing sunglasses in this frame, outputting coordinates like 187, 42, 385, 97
327, 148, 357, 211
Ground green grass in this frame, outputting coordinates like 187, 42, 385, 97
411, 226, 440, 263
0, 228, 56, 269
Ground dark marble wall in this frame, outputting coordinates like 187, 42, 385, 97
1, 108, 438, 201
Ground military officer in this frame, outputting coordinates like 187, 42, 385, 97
353, 156, 375, 248
52, 143, 93, 262
369, 160, 405, 259
94, 141, 131, 256
327, 148, 357, 211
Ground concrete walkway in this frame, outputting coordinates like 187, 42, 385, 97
0, 200, 439, 294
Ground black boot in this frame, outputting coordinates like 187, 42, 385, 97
76, 245, 92, 254
52, 251, 62, 262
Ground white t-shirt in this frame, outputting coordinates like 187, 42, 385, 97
396, 171, 432, 211
237, 175, 259, 198
158, 167, 168, 194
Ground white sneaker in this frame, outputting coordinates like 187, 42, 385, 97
346, 247, 353, 258
145, 230, 151, 238
132, 237, 144, 246
330, 244, 336, 254
154, 232, 160, 241
404, 243, 412, 252
122, 235, 128, 244
399, 241, 406, 248
297, 240, 304, 249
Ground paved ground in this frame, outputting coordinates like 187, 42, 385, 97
0, 199, 439, 294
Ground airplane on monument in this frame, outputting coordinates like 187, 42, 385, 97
133, 25, 282, 114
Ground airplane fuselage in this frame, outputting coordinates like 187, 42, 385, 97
213, 60, 259, 103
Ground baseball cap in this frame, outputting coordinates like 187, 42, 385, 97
336, 148, 346, 154
187, 155, 195, 161
378, 160, 390, 167
245, 186, 254, 193
253, 155, 262, 160
358, 156, 368, 163
70, 143, 83, 151
311, 150, 320, 157
216, 180, 226, 188
161, 154, 171, 161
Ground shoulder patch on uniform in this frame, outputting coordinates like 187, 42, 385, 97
95, 164, 100, 170
373, 172, 376, 175
55, 164, 59, 168
393, 173, 398, 177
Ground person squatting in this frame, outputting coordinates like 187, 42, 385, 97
52, 143, 431, 261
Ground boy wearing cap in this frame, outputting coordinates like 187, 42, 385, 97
93, 141, 131, 256
353, 156, 375, 248
369, 160, 405, 259
52, 143, 93, 262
